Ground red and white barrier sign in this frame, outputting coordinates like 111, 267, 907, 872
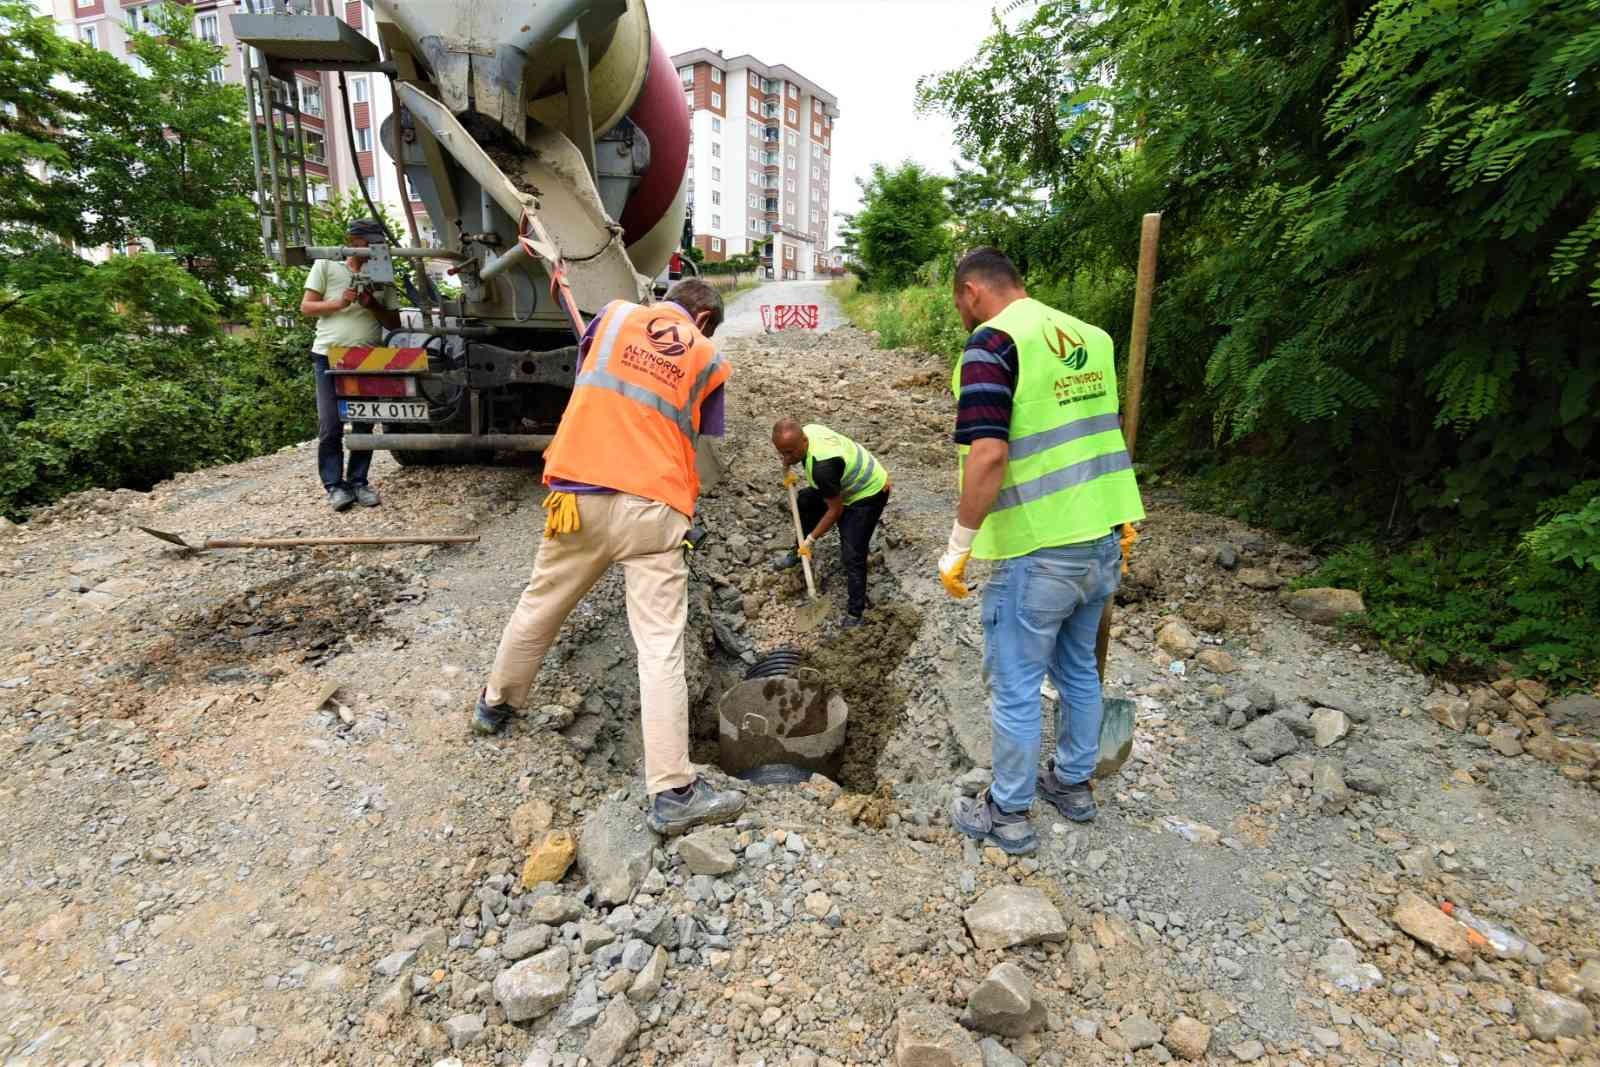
759, 304, 820, 332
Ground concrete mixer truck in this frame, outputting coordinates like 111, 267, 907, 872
230, 0, 692, 464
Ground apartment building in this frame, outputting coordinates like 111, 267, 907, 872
672, 48, 838, 280
42, 0, 432, 247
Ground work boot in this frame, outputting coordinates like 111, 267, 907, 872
771, 550, 800, 571
327, 486, 356, 511
1037, 759, 1096, 822
352, 484, 380, 507
840, 613, 864, 630
950, 787, 1038, 855
646, 778, 747, 836
471, 690, 516, 736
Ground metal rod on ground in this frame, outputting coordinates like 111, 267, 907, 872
138, 526, 479, 551
785, 480, 820, 600
1096, 211, 1162, 681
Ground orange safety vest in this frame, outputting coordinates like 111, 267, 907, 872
542, 300, 730, 517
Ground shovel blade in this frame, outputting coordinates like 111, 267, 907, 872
137, 526, 194, 549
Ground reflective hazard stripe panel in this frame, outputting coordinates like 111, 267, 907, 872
841, 441, 879, 496
330, 346, 429, 372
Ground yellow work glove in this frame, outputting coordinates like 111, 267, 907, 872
1119, 522, 1139, 576
939, 521, 978, 599
543, 491, 581, 537
783, 470, 799, 489
797, 535, 814, 560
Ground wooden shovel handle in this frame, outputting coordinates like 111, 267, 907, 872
204, 534, 480, 548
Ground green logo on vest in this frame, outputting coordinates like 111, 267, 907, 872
1044, 324, 1088, 370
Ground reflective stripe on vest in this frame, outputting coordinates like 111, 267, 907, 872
803, 423, 888, 505
953, 297, 1144, 559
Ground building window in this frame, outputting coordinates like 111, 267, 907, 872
786, 178, 795, 193
79, 24, 97, 47
814, 98, 822, 112
352, 77, 369, 103
711, 191, 721, 205
677, 65, 692, 82
750, 219, 759, 232
787, 131, 797, 146
788, 84, 798, 98
711, 142, 721, 158
125, 5, 156, 32
786, 154, 795, 169
362, 175, 377, 198
685, 93, 694, 111
747, 145, 758, 161
812, 144, 822, 159
355, 126, 373, 151
711, 236, 722, 251
711, 116, 721, 132
310, 180, 330, 203
812, 166, 820, 180
305, 131, 326, 162
711, 166, 720, 182
813, 122, 822, 137
196, 14, 219, 42
300, 83, 322, 117
748, 97, 759, 114
748, 171, 758, 186
710, 92, 721, 109
710, 68, 722, 84
786, 107, 797, 123
748, 194, 758, 208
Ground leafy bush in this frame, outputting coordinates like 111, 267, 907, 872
1312, 537, 1600, 684
1524, 482, 1600, 571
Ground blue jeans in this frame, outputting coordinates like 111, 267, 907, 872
312, 353, 373, 491
982, 533, 1122, 812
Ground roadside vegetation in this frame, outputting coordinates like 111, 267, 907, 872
836, 0, 1600, 685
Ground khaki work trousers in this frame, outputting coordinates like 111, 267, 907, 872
485, 492, 694, 794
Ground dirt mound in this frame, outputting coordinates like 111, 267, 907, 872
805, 602, 921, 791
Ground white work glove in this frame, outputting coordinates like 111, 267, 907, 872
938, 522, 978, 599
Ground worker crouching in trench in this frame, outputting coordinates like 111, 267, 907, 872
771, 419, 891, 629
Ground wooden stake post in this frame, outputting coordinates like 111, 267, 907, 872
1095, 212, 1161, 679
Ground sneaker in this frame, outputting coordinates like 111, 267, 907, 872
352, 484, 380, 507
950, 787, 1038, 855
646, 778, 747, 836
1037, 759, 1096, 822
840, 613, 864, 629
771, 550, 800, 571
327, 486, 356, 511
471, 690, 516, 735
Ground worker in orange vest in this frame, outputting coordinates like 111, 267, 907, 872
473, 279, 746, 836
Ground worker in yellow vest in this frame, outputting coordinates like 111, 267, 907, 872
940, 248, 1145, 855
772, 419, 891, 628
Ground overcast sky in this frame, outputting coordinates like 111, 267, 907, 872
649, 0, 1009, 222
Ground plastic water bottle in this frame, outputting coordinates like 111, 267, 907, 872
1440, 901, 1534, 960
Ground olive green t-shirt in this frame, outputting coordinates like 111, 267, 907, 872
305, 258, 401, 356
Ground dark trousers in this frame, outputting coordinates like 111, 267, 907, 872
797, 486, 889, 617
313, 353, 373, 490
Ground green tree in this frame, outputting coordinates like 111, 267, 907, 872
62, 2, 263, 302
838, 162, 951, 290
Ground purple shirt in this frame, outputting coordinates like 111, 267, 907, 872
549, 301, 726, 494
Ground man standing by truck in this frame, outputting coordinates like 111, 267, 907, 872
472, 279, 747, 836
300, 218, 402, 511
939, 248, 1145, 855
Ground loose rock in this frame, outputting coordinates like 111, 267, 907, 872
963, 886, 1069, 950
578, 801, 658, 906
520, 830, 577, 888
493, 946, 571, 1022
1392, 892, 1473, 962
1518, 987, 1595, 1041
895, 1009, 983, 1067
1241, 715, 1298, 763
582, 996, 640, 1067
1283, 587, 1365, 623
961, 962, 1045, 1037
1165, 1016, 1212, 1061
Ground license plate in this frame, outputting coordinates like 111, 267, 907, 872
339, 400, 429, 422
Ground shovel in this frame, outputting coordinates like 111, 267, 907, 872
784, 480, 819, 600
138, 526, 480, 551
